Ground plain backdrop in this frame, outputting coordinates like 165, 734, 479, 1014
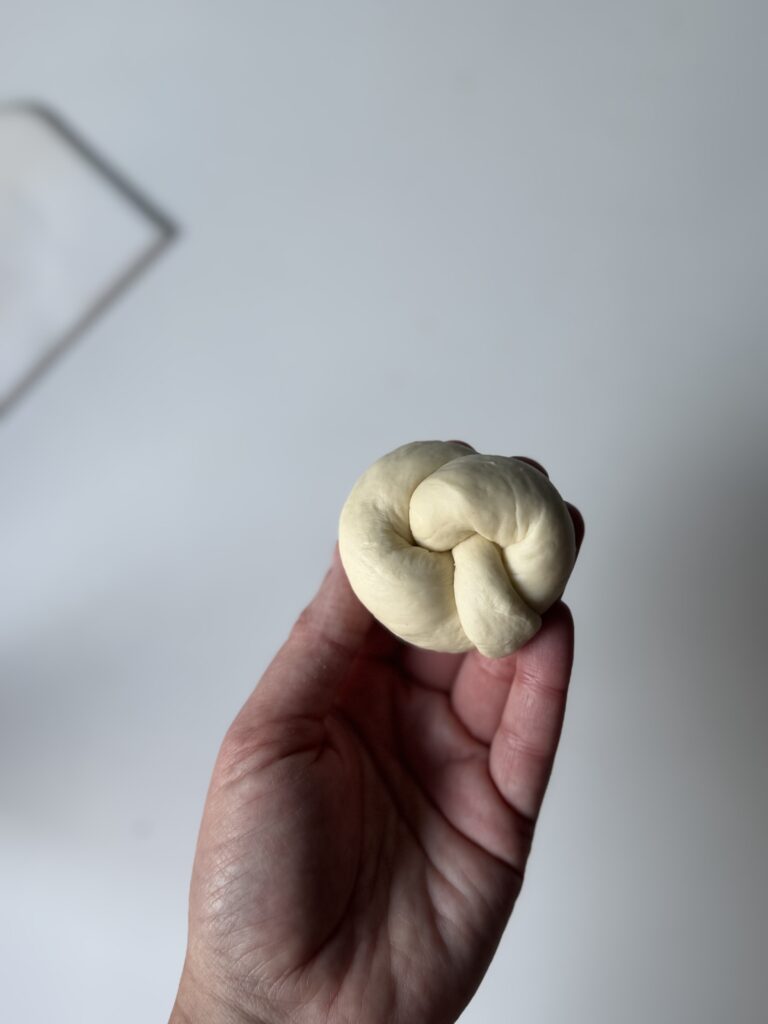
1, 3, 767, 1022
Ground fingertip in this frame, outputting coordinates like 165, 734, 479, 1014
513, 455, 549, 479
462, 644, 518, 681
546, 599, 574, 640
565, 502, 585, 555
518, 600, 575, 684
541, 600, 574, 648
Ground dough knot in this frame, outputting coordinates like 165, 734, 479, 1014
338, 441, 576, 658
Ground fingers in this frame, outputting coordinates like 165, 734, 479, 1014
398, 646, 466, 692
451, 648, 517, 744
488, 601, 575, 821
565, 502, 585, 555
512, 455, 549, 477
242, 545, 377, 723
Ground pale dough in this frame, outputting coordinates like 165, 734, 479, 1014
338, 440, 576, 658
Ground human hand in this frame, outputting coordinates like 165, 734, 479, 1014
171, 458, 584, 1024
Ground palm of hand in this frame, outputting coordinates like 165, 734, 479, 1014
180, 540, 577, 1024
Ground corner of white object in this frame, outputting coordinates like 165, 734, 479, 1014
0, 104, 174, 414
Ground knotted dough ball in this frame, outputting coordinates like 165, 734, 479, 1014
338, 440, 576, 658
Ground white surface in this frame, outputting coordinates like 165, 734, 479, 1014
1, 3, 767, 1022
0, 107, 164, 409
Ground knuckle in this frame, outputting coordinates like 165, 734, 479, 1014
292, 598, 325, 644
497, 719, 550, 764
215, 719, 277, 786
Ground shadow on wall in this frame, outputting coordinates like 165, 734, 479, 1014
651, 396, 768, 749
574, 368, 768, 1015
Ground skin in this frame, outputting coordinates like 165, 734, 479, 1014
171, 456, 585, 1024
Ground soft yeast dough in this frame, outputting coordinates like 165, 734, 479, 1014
338, 441, 576, 658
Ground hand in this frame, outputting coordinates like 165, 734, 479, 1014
171, 462, 584, 1024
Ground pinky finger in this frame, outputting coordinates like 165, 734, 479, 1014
488, 602, 575, 823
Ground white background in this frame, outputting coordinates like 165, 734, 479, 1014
2, 3, 767, 1021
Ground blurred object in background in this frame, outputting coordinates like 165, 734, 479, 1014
0, 104, 174, 414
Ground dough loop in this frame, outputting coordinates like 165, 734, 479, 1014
338, 441, 576, 658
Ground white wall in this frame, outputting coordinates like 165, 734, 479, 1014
1, 3, 766, 1021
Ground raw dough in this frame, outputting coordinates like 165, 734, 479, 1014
338, 440, 576, 658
